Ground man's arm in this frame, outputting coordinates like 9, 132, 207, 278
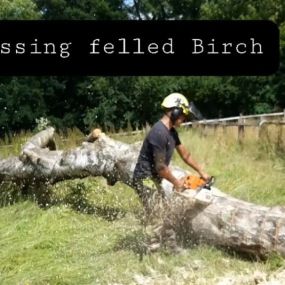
176, 144, 210, 181
154, 152, 185, 192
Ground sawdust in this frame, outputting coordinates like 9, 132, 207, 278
131, 267, 285, 285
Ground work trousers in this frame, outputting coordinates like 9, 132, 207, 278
132, 176, 180, 253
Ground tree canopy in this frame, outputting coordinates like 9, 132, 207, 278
0, 0, 284, 136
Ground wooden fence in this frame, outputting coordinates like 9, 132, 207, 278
1, 111, 285, 149
183, 111, 285, 126
183, 111, 285, 149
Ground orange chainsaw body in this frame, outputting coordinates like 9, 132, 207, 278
183, 175, 207, 190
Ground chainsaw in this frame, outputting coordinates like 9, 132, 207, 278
178, 175, 215, 204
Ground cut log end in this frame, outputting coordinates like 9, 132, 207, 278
86, 128, 105, 143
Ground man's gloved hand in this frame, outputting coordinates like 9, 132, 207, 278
173, 177, 186, 192
199, 171, 211, 182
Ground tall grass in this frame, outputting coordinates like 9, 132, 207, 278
0, 127, 285, 284
176, 126, 285, 206
0, 130, 33, 158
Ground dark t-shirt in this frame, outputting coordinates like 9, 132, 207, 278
133, 120, 181, 180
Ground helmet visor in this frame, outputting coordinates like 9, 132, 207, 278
188, 102, 204, 120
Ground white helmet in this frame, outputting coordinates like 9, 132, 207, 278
161, 93, 190, 116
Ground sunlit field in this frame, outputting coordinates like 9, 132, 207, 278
0, 126, 285, 284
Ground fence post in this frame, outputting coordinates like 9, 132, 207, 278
202, 120, 208, 136
238, 113, 245, 143
213, 121, 218, 136
258, 115, 267, 139
222, 120, 227, 136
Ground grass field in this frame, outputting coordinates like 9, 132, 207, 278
0, 127, 285, 284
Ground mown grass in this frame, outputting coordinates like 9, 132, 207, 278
0, 126, 285, 284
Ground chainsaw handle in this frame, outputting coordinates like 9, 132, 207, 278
204, 176, 215, 189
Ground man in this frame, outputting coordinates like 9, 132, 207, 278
133, 92, 210, 207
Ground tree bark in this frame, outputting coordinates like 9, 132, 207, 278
1, 127, 285, 258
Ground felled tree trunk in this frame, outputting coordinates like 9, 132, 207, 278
0, 127, 285, 258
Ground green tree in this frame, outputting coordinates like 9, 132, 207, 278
200, 0, 285, 22
34, 0, 128, 20
127, 0, 206, 20
0, 0, 284, 134
0, 0, 40, 19
0, 77, 46, 135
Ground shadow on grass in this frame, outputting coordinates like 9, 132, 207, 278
217, 245, 285, 264
0, 181, 23, 207
63, 181, 127, 221
114, 230, 148, 261
0, 180, 127, 221
67, 201, 126, 221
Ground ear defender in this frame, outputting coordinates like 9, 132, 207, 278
170, 107, 183, 123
